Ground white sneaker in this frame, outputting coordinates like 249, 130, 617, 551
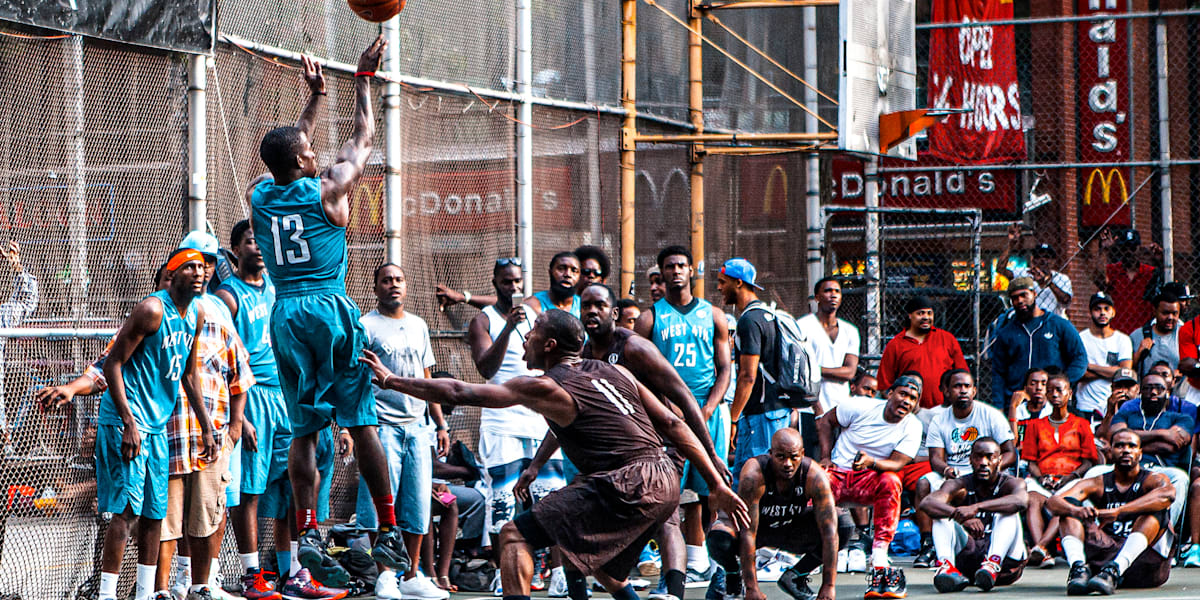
846, 548, 867, 573
398, 573, 450, 600
548, 567, 569, 598
837, 549, 849, 573
170, 579, 189, 600
376, 570, 403, 600
755, 559, 790, 583
491, 571, 503, 597
207, 585, 242, 600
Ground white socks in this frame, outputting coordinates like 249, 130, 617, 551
931, 519, 958, 564
985, 513, 1024, 561
290, 541, 301, 576
175, 555, 192, 589
872, 545, 890, 568
99, 572, 119, 600
210, 558, 221, 585
686, 544, 711, 572
240, 552, 260, 571
1063, 535, 1086, 566
135, 564, 156, 600
1114, 532, 1149, 574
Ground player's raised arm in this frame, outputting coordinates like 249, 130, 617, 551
296, 55, 326, 139
321, 35, 387, 225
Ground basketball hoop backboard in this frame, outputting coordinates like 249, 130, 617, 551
838, 0, 917, 159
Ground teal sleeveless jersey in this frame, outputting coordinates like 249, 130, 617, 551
219, 273, 278, 387
98, 290, 199, 433
534, 290, 580, 317
251, 177, 348, 298
650, 297, 716, 403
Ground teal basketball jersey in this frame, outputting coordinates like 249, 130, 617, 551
98, 290, 199, 433
534, 290, 580, 318
650, 297, 716, 403
219, 273, 278, 386
251, 177, 347, 298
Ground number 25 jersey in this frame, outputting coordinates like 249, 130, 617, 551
650, 297, 716, 404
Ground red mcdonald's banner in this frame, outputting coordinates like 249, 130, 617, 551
927, 0, 1025, 163
1076, 0, 1131, 227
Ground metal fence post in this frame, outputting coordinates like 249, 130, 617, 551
804, 3, 822, 309
383, 17, 404, 266
1156, 18, 1173, 282
864, 158, 882, 356
516, 0, 534, 295
187, 54, 206, 233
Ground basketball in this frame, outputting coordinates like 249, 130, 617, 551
347, 0, 404, 23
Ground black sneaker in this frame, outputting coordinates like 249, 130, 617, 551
878, 567, 907, 599
297, 529, 351, 588
913, 541, 937, 569
933, 560, 969, 594
1067, 561, 1091, 596
1086, 562, 1121, 596
863, 568, 886, 600
371, 527, 412, 572
777, 567, 817, 600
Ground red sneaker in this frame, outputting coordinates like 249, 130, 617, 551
933, 560, 969, 593
281, 568, 349, 600
241, 568, 283, 600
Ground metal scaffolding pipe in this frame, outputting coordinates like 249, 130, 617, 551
1156, 19, 1173, 282
702, 0, 839, 8
383, 17, 404, 265
689, 1, 706, 298
864, 158, 882, 357
187, 54, 207, 232
516, 0, 534, 294
636, 132, 836, 143
620, 0, 638, 298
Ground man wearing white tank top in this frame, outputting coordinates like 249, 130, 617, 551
466, 259, 567, 554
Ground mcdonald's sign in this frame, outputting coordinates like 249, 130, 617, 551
1079, 167, 1131, 227
740, 158, 790, 227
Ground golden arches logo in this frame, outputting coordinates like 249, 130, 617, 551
763, 165, 787, 214
1083, 168, 1128, 205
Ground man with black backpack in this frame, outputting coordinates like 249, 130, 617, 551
719, 258, 815, 480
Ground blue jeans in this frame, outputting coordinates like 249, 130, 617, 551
732, 408, 791, 487
356, 421, 433, 534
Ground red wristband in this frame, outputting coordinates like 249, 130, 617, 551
355, 71, 375, 78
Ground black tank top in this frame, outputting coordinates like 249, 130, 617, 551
1101, 469, 1155, 538
755, 455, 813, 532
958, 473, 1013, 534
544, 359, 666, 474
583, 328, 636, 367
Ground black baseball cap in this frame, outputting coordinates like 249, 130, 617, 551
1089, 291, 1114, 309
1118, 228, 1141, 247
1032, 243, 1056, 258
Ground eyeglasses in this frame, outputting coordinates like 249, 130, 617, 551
582, 268, 603, 277
495, 257, 523, 267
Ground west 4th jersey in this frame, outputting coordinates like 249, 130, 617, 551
97, 290, 199, 433
251, 177, 348, 297
651, 297, 716, 403
219, 273, 278, 386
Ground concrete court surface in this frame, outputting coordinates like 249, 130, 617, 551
443, 558, 1200, 600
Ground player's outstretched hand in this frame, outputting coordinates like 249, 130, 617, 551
709, 484, 751, 530
301, 55, 326, 95
360, 349, 396, 388
513, 465, 537, 504
358, 34, 387, 75
816, 582, 836, 600
36, 385, 74, 410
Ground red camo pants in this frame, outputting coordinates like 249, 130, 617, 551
826, 465, 902, 551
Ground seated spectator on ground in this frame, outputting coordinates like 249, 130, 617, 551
989, 277, 1087, 409
1021, 372, 1098, 568
817, 373, 925, 599
1007, 367, 1052, 443
920, 437, 1029, 593
912, 370, 1015, 569
1048, 430, 1175, 594
1128, 293, 1181, 377
1113, 361, 1196, 424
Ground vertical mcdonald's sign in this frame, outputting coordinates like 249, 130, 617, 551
1076, 0, 1131, 227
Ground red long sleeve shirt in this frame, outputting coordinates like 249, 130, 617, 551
876, 327, 968, 409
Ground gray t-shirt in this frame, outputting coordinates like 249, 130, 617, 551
361, 309, 436, 426
1129, 320, 1179, 377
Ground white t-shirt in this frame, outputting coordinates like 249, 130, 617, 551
361, 310, 437, 426
1015, 403, 1052, 421
797, 314, 861, 412
1009, 266, 1072, 317
915, 405, 947, 458
1075, 328, 1133, 415
925, 402, 1014, 469
478, 305, 547, 439
831, 395, 923, 469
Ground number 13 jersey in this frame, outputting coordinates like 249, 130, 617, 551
251, 177, 348, 298
650, 297, 715, 404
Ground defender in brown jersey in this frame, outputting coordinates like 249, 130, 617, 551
360, 309, 749, 600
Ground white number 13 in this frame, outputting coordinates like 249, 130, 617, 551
271, 215, 311, 265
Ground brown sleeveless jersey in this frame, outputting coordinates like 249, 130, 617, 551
543, 358, 666, 474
